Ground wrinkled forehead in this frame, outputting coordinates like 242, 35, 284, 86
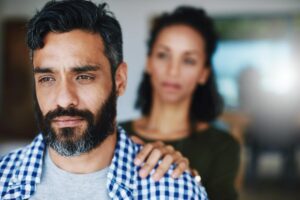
32, 30, 109, 71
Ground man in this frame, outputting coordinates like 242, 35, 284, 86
0, 0, 207, 199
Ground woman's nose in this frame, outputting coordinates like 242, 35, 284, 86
166, 61, 180, 77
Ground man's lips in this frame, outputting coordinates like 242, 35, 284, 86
52, 116, 85, 128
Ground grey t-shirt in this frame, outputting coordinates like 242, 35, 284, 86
31, 149, 110, 200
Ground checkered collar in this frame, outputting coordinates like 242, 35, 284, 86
3, 134, 44, 199
107, 127, 139, 198
4, 127, 138, 199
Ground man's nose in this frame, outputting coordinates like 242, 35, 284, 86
55, 81, 79, 108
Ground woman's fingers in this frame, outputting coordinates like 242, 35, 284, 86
131, 135, 145, 145
139, 148, 163, 178
171, 157, 189, 178
134, 141, 191, 181
152, 154, 174, 181
134, 141, 164, 166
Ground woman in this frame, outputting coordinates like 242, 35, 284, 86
121, 6, 240, 200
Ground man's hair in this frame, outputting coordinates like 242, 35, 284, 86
27, 0, 123, 74
135, 6, 224, 122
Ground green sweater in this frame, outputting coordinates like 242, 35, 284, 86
120, 121, 240, 200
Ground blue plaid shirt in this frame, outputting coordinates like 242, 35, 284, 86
0, 127, 208, 199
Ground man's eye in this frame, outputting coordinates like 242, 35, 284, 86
76, 75, 95, 80
76, 75, 95, 83
38, 76, 55, 84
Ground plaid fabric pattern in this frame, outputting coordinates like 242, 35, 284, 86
1, 127, 208, 199
0, 135, 44, 200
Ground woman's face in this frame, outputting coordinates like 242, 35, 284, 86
147, 24, 209, 104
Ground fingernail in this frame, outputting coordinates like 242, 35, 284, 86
139, 169, 147, 178
134, 158, 141, 166
152, 174, 160, 181
172, 172, 179, 179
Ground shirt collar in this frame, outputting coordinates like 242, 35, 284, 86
106, 126, 139, 198
8, 127, 139, 199
6, 134, 44, 199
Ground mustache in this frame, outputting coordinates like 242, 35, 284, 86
44, 107, 94, 122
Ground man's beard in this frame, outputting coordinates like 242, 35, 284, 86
34, 86, 117, 157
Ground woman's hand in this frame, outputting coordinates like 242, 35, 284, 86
131, 136, 190, 181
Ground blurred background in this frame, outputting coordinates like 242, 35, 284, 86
0, 0, 299, 199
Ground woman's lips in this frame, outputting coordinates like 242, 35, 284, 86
52, 116, 84, 128
162, 81, 181, 91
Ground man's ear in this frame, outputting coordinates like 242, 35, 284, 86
198, 67, 210, 85
114, 62, 127, 96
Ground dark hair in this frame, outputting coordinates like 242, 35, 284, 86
135, 6, 224, 122
27, 0, 123, 74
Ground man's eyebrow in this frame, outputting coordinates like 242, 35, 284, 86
33, 65, 101, 74
72, 65, 101, 73
33, 67, 53, 74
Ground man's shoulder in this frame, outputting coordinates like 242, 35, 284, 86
0, 143, 31, 172
0, 134, 44, 166
135, 165, 207, 199
0, 135, 45, 197
114, 127, 208, 199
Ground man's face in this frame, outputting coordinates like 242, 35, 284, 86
33, 30, 127, 156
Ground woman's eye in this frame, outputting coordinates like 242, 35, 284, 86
183, 58, 197, 65
156, 51, 169, 60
